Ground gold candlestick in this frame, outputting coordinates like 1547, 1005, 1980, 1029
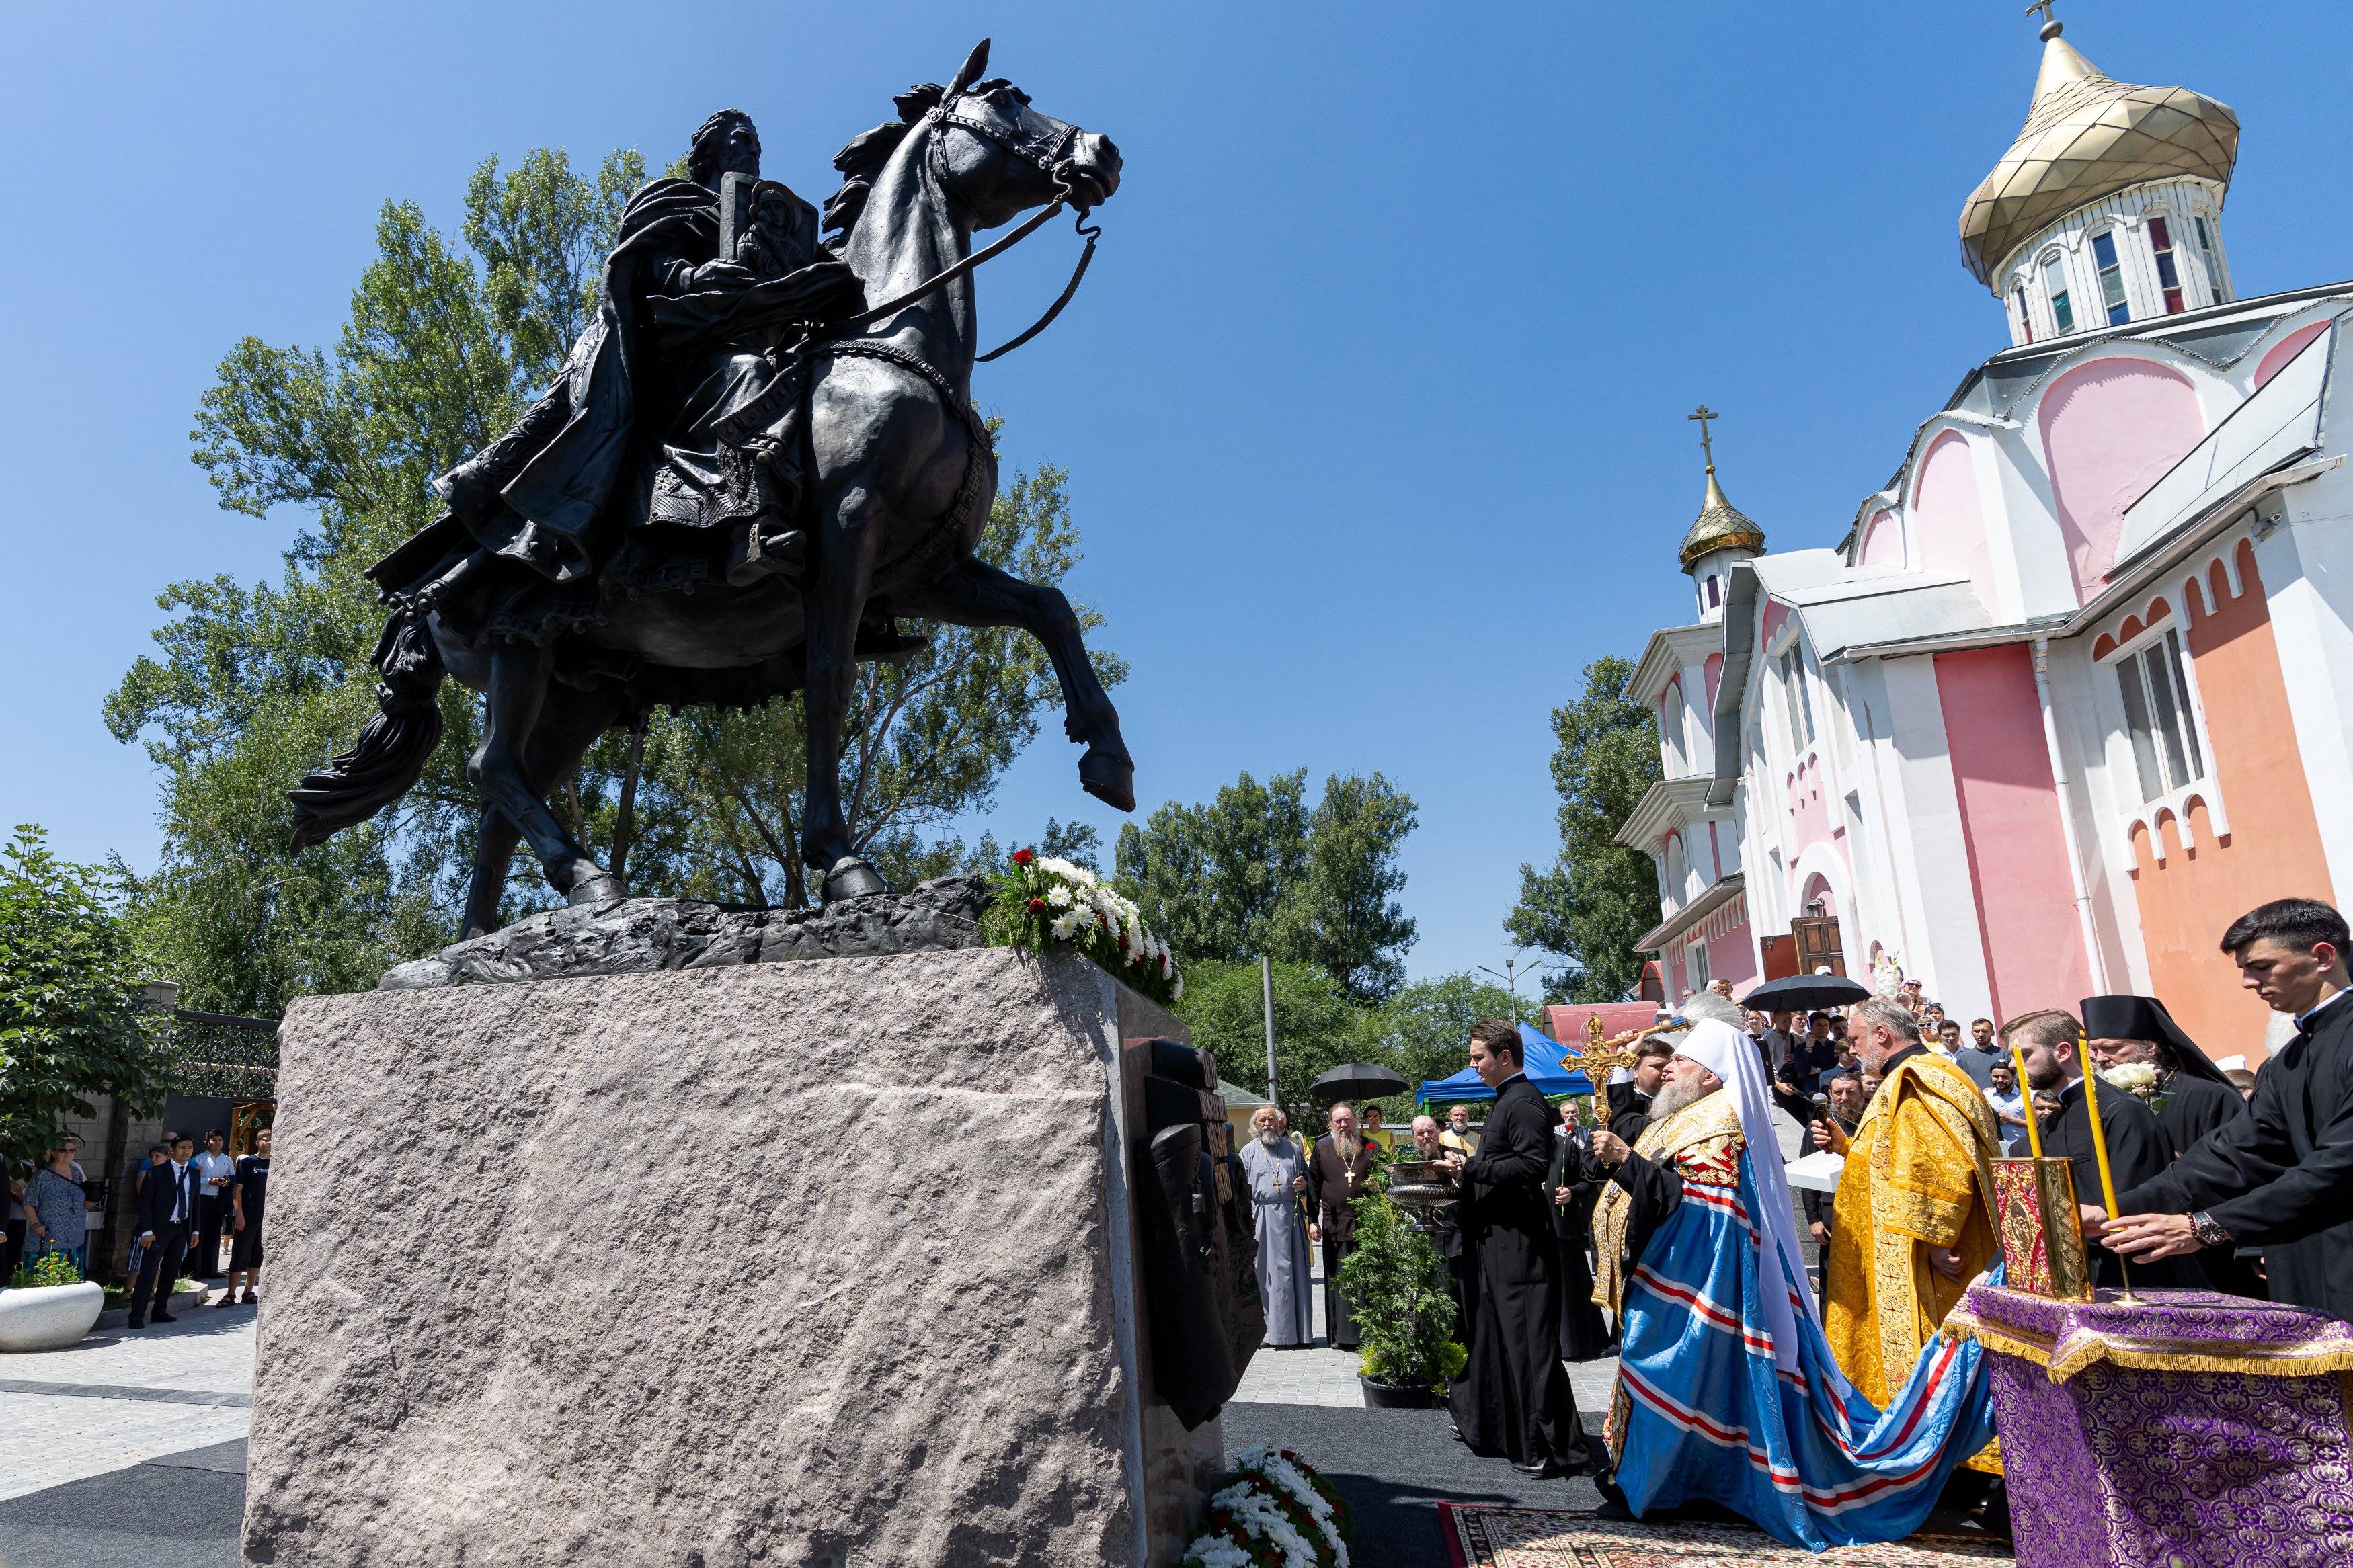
2011, 1045, 2044, 1160
2079, 1038, 2139, 1304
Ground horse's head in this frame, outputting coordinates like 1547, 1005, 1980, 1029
928, 38, 1121, 228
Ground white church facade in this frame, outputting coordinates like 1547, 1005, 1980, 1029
1618, 16, 2353, 1064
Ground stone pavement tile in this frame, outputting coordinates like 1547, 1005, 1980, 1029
0, 1310, 255, 1395
0, 1392, 250, 1502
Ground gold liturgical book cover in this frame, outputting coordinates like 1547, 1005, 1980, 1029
1991, 1157, 2092, 1301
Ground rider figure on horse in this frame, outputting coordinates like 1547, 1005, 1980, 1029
376, 108, 867, 641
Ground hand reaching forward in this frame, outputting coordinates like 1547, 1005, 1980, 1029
1590, 1130, 1629, 1168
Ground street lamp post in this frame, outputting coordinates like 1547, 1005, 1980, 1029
1476, 954, 1540, 1025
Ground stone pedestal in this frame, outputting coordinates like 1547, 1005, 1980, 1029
242, 946, 1223, 1567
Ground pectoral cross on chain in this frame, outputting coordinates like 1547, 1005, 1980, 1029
1569, 1013, 1644, 1130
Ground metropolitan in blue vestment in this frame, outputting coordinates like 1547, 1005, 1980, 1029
1589, 1016, 1996, 1552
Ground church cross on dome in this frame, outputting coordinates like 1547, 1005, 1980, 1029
1687, 404, 1720, 473
2024, 1, 2064, 39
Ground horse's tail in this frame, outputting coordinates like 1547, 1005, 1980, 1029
288, 605, 448, 850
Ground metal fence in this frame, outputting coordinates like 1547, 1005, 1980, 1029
161, 1008, 280, 1099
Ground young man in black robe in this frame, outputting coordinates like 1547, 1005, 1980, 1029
1440, 1020, 1588, 1477
2102, 899, 2353, 1322
2001, 1009, 2203, 1290
2082, 992, 2260, 1296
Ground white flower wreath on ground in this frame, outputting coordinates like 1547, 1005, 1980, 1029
1179, 1446, 1351, 1568
984, 848, 1181, 1006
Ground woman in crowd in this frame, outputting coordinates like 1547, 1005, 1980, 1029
24, 1145, 90, 1274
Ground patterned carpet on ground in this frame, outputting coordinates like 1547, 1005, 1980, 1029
1438, 1505, 2015, 1567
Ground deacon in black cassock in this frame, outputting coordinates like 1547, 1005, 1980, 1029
1549, 1111, 1615, 1361
1305, 1104, 1377, 1350
2082, 992, 2260, 1296
2106, 899, 2353, 1323
2003, 1012, 2204, 1290
1443, 1021, 1588, 1477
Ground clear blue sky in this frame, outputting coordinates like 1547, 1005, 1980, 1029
5, 2, 2348, 987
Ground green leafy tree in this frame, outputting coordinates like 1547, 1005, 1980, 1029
1116, 769, 1417, 1003
1507, 655, 1662, 1003
108, 147, 1117, 1010
1367, 973, 1521, 1108
0, 828, 169, 1165
1170, 958, 1375, 1113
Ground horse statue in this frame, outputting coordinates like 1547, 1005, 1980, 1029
286, 41, 1132, 937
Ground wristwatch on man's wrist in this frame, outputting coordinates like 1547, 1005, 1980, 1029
2189, 1210, 2233, 1248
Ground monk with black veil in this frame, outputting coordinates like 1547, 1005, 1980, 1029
1439, 1020, 1589, 1478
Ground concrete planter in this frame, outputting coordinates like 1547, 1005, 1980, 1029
0, 1280, 106, 1352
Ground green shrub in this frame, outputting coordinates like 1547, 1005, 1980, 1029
1335, 1188, 1460, 1393
8, 1250, 82, 1289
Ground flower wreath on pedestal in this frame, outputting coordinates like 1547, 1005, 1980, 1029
983, 849, 1181, 1007
1180, 1446, 1351, 1568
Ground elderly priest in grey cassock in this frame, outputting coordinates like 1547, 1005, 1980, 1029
1238, 1106, 1315, 1347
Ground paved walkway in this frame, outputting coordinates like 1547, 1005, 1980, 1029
0, 1303, 255, 1505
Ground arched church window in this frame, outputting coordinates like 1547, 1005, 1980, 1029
2147, 216, 2186, 315
1706, 575, 1721, 608
2090, 231, 2131, 325
2013, 284, 2033, 343
2042, 253, 2075, 335
1661, 684, 1685, 771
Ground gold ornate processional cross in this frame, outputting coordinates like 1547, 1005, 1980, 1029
1570, 1012, 1646, 1130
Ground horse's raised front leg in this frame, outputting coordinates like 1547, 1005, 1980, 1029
892, 556, 1135, 812
801, 486, 890, 903
458, 681, 628, 935
467, 640, 619, 905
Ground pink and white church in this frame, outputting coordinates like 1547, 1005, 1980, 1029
1618, 16, 2353, 1064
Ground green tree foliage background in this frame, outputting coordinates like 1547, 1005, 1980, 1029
0, 828, 169, 1165
106, 147, 1116, 1013
1507, 654, 1663, 1003
1115, 768, 1417, 1004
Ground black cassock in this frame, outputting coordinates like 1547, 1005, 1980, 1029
2009, 1078, 2203, 1290
2123, 994, 2353, 1322
1549, 1124, 1615, 1361
2153, 1073, 2264, 1298
1449, 1074, 1587, 1471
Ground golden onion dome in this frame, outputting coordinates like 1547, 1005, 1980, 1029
1679, 466, 1765, 572
1958, 22, 2239, 290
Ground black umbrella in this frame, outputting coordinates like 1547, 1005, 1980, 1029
1739, 974, 1873, 1013
1308, 1062, 1409, 1103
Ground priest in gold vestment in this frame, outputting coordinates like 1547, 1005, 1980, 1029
1813, 997, 2003, 1439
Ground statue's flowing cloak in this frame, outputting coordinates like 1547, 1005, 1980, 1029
1825, 1052, 2003, 1432
1593, 1089, 1997, 1551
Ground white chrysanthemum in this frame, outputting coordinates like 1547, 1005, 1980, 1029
1240, 1451, 1346, 1567
1050, 911, 1086, 942
1179, 1537, 1255, 1568
1039, 856, 1098, 888
1047, 884, 1072, 909
1172, 973, 1185, 1001
1209, 1483, 1322, 1568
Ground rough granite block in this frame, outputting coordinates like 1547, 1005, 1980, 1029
243, 947, 1219, 1567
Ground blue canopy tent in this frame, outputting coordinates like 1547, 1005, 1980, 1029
1416, 1022, 1594, 1105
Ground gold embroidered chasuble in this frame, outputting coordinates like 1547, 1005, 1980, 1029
1590, 1089, 1745, 1317
1825, 1051, 2002, 1428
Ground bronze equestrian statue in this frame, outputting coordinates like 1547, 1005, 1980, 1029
287, 42, 1132, 937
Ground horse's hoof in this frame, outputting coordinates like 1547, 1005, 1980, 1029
566, 873, 628, 906
1080, 747, 1135, 813
821, 856, 891, 902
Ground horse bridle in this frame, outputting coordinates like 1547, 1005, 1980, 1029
811, 92, 1102, 360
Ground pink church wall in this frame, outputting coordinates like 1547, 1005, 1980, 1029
2254, 321, 2330, 390
1703, 653, 1724, 709
1788, 754, 1832, 854
1859, 508, 1903, 567
1931, 645, 2093, 1020
2038, 358, 2205, 604
1759, 599, 1789, 649
1913, 432, 1999, 615
1707, 919, 1758, 989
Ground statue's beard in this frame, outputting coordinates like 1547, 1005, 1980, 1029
1650, 1079, 1718, 1122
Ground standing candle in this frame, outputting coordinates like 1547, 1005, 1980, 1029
2011, 1045, 2044, 1160
2078, 1044, 2124, 1219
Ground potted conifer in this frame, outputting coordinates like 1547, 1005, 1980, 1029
1337, 1185, 1464, 1407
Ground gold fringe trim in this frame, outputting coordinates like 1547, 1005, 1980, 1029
1944, 1308, 2353, 1383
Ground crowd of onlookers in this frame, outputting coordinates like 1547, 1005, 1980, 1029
4, 1126, 272, 1326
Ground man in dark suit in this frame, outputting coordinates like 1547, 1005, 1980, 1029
128, 1133, 199, 1329
1442, 1020, 1588, 1477
2103, 899, 2353, 1321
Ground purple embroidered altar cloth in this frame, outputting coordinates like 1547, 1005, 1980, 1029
1948, 1285, 2353, 1568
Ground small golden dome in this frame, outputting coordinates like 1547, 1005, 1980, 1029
1958, 22, 2238, 289
1679, 467, 1765, 572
